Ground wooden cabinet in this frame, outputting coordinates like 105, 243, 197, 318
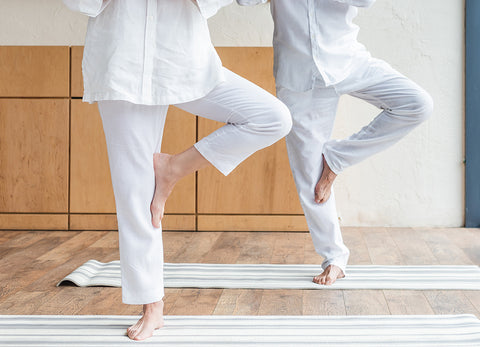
0, 99, 69, 229
0, 46, 69, 97
0, 46, 307, 232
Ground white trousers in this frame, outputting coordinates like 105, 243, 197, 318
98, 68, 292, 304
277, 58, 433, 273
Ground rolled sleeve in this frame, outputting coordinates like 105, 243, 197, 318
333, 0, 375, 8
62, 0, 112, 17
195, 0, 234, 19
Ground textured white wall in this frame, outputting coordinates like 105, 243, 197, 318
0, 0, 464, 227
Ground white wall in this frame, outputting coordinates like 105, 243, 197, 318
0, 0, 464, 227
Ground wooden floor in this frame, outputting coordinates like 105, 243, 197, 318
0, 228, 479, 318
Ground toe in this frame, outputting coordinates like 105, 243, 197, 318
320, 275, 326, 285
150, 205, 162, 228
127, 329, 137, 340
134, 328, 153, 341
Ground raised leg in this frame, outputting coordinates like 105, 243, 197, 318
149, 67, 292, 226
323, 59, 433, 174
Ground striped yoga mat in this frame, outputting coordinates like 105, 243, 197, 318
1, 315, 479, 346
57, 260, 480, 290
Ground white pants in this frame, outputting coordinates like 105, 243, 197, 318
277, 58, 433, 274
98, 68, 292, 304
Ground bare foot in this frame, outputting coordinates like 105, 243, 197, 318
313, 264, 345, 285
127, 300, 164, 341
151, 153, 179, 228
314, 155, 337, 204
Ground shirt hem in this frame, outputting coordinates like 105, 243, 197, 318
82, 78, 225, 106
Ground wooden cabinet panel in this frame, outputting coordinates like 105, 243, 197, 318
69, 214, 195, 231
198, 215, 308, 232
162, 106, 196, 214
197, 48, 303, 214
0, 214, 68, 230
216, 47, 276, 94
197, 122, 302, 214
0, 46, 69, 97
70, 101, 196, 214
70, 100, 115, 213
71, 46, 84, 98
0, 99, 69, 213
69, 214, 118, 231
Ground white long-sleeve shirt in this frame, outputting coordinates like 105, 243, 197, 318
238, 0, 375, 91
62, 0, 233, 105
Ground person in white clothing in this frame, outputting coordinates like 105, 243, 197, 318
63, 0, 292, 341
238, 0, 433, 284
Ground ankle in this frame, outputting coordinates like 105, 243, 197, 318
143, 300, 164, 313
168, 154, 187, 182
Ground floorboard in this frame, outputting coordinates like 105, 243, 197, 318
0, 228, 478, 319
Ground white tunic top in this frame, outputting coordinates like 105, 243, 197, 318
63, 0, 233, 105
238, 0, 375, 91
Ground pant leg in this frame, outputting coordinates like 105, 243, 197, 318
277, 86, 350, 273
98, 100, 167, 305
175, 67, 292, 176
323, 58, 434, 174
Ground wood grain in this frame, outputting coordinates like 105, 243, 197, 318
270, 232, 305, 264
258, 290, 303, 315
169, 232, 222, 263
417, 228, 474, 265
200, 231, 249, 263
303, 290, 346, 315
70, 100, 116, 213
343, 290, 390, 315
388, 228, 438, 265
383, 290, 434, 315
0, 214, 68, 230
342, 227, 372, 265
69, 214, 118, 230
71, 46, 84, 97
197, 215, 308, 232
213, 289, 263, 315
168, 289, 223, 315
0, 46, 69, 97
0, 229, 479, 318
424, 291, 480, 317
0, 99, 69, 213
363, 227, 403, 265
236, 232, 275, 264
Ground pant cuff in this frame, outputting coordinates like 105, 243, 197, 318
321, 257, 349, 276
122, 289, 165, 305
322, 149, 342, 176
194, 140, 236, 176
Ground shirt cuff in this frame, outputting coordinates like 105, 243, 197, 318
195, 0, 234, 19
62, 0, 112, 17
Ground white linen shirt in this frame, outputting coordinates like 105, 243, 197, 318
63, 0, 233, 105
238, 0, 375, 91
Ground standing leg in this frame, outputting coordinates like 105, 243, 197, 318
278, 85, 350, 284
149, 67, 292, 226
317, 60, 434, 202
98, 100, 168, 340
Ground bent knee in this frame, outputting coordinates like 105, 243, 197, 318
411, 89, 434, 122
269, 101, 293, 138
